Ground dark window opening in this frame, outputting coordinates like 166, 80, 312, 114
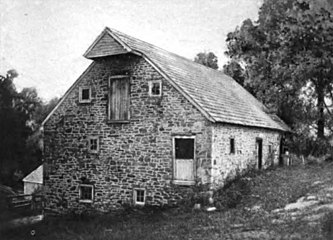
230, 138, 235, 154
268, 145, 272, 154
135, 190, 145, 203
79, 87, 91, 102
151, 82, 161, 96
80, 185, 93, 201
82, 89, 90, 100
175, 138, 194, 159
90, 139, 98, 151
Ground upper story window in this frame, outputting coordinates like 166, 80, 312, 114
149, 80, 162, 97
108, 76, 130, 122
79, 87, 91, 103
88, 136, 99, 153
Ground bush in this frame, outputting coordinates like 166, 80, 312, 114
289, 134, 331, 158
214, 170, 253, 210
322, 212, 333, 240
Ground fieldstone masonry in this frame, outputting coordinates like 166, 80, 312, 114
44, 54, 213, 212
211, 124, 281, 187
43, 53, 283, 213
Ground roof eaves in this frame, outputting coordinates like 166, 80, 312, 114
41, 62, 96, 126
214, 120, 288, 132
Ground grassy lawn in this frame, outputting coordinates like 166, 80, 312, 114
1, 162, 333, 240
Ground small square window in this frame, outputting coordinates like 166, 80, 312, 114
134, 189, 145, 205
230, 138, 235, 154
149, 81, 162, 97
79, 184, 94, 203
79, 87, 91, 103
88, 137, 99, 153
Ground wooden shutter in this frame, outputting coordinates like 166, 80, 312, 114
109, 77, 129, 121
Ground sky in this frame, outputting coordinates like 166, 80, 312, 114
0, 0, 262, 101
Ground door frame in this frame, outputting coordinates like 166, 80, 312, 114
172, 135, 196, 185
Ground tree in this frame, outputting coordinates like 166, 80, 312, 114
0, 70, 45, 185
225, 0, 333, 146
194, 52, 219, 70
26, 97, 60, 167
223, 60, 246, 87
0, 70, 28, 183
33, 97, 59, 125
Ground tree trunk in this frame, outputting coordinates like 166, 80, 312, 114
317, 84, 325, 139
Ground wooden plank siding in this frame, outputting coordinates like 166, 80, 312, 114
85, 33, 128, 59
175, 159, 194, 181
109, 77, 130, 121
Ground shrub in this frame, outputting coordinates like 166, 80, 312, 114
322, 211, 333, 240
214, 170, 253, 210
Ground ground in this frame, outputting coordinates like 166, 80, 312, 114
1, 161, 333, 240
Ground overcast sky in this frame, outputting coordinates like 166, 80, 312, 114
0, 0, 262, 101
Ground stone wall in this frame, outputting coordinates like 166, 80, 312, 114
211, 123, 282, 187
43, 54, 213, 213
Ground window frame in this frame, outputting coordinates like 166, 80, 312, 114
79, 87, 92, 103
108, 75, 130, 123
88, 136, 99, 153
133, 189, 146, 206
148, 80, 162, 97
79, 184, 94, 203
172, 135, 196, 185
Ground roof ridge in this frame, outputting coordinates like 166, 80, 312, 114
108, 27, 225, 74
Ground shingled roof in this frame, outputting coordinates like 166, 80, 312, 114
84, 27, 288, 131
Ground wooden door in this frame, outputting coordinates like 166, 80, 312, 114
256, 138, 263, 169
109, 77, 129, 121
174, 137, 195, 181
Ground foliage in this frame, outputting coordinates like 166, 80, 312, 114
223, 60, 246, 87
33, 97, 59, 125
194, 51, 219, 69
0, 70, 32, 185
225, 0, 333, 151
0, 70, 57, 186
322, 211, 333, 240
214, 169, 253, 210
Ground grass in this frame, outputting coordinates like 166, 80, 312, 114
1, 162, 333, 240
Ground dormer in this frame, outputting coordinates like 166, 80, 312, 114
83, 28, 131, 59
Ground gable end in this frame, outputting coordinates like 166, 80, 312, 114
41, 62, 96, 126
84, 29, 130, 59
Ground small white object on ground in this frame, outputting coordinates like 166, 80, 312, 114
206, 207, 216, 212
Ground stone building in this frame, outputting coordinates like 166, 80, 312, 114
42, 27, 289, 212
